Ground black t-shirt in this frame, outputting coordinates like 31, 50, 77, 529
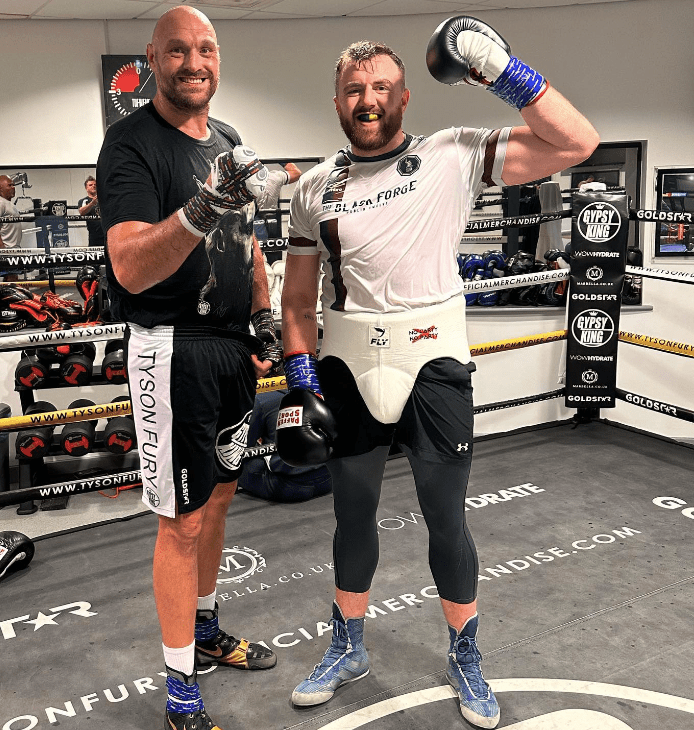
77, 196, 106, 247
97, 102, 255, 331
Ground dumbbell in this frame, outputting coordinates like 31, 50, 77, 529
101, 339, 127, 384
14, 349, 50, 388
15, 401, 57, 459
103, 396, 136, 454
60, 342, 97, 386
15, 342, 72, 388
58, 399, 97, 457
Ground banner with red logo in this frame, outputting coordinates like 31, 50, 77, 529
565, 191, 629, 409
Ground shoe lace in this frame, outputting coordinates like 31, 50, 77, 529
452, 636, 488, 697
185, 709, 216, 730
308, 620, 349, 679
215, 630, 240, 652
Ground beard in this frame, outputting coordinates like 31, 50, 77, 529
159, 73, 218, 112
338, 105, 403, 152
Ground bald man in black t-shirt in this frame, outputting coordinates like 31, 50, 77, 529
97, 7, 284, 729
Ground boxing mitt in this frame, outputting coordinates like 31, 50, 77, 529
276, 388, 338, 467
426, 16, 547, 110
0, 531, 35, 581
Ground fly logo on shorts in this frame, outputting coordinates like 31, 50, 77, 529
369, 325, 391, 348
577, 202, 621, 243
409, 325, 438, 343
570, 309, 615, 347
216, 410, 252, 472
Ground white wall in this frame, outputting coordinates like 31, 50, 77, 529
1, 0, 693, 445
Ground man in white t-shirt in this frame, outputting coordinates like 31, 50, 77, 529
0, 175, 23, 281
0, 176, 23, 250
279, 21, 599, 730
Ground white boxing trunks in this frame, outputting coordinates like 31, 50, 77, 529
319, 294, 471, 424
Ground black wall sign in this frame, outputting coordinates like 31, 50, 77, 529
565, 191, 629, 408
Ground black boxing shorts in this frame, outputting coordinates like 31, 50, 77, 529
317, 355, 476, 461
126, 324, 257, 517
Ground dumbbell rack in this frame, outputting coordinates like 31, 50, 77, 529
13, 364, 133, 515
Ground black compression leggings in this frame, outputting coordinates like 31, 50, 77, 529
328, 444, 478, 604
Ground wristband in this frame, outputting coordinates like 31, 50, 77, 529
284, 352, 322, 396
490, 56, 546, 110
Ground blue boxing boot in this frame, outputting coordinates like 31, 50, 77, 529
292, 601, 369, 706
446, 614, 500, 728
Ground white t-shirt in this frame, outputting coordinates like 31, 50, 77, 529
288, 126, 509, 313
0, 196, 23, 248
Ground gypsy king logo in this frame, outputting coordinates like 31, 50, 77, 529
145, 487, 160, 507
578, 202, 621, 243
571, 309, 615, 348
49, 201, 67, 217
216, 410, 252, 471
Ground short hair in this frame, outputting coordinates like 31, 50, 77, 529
84, 175, 96, 187
334, 41, 405, 94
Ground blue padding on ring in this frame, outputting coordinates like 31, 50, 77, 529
491, 56, 545, 110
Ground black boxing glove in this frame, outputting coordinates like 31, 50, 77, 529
0, 531, 35, 581
426, 16, 548, 110
276, 353, 337, 467
276, 388, 338, 467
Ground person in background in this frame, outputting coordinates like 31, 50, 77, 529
0, 175, 23, 281
239, 389, 332, 502
77, 176, 105, 248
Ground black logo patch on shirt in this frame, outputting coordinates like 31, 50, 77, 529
397, 155, 420, 176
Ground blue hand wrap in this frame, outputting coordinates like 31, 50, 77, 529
490, 56, 545, 110
166, 674, 203, 715
284, 353, 322, 396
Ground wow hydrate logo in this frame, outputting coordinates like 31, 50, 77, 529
571, 309, 615, 347
578, 202, 621, 243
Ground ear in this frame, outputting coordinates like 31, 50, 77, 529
333, 95, 340, 116
146, 43, 155, 69
401, 87, 410, 113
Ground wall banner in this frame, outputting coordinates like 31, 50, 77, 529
565, 191, 629, 408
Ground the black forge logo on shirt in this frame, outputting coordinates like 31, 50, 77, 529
198, 205, 254, 319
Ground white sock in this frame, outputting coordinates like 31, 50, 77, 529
197, 591, 217, 612
163, 641, 195, 676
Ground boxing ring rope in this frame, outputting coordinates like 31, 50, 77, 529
614, 389, 694, 425
0, 443, 279, 508
4, 322, 690, 434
